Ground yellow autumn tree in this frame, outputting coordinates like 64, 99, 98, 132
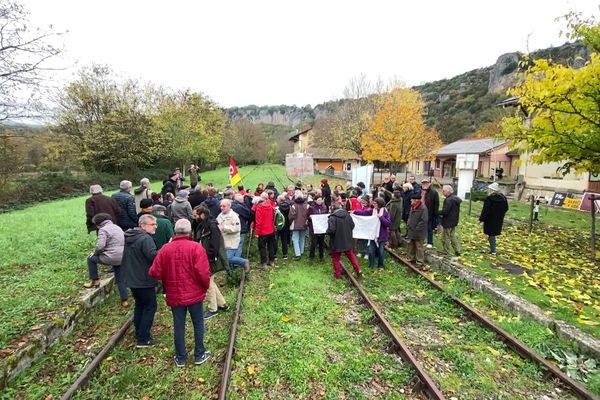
361, 88, 442, 167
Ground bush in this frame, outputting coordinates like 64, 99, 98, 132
0, 167, 171, 213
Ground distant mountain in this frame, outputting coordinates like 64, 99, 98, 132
227, 41, 589, 143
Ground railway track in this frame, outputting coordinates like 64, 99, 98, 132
338, 248, 597, 400
59, 271, 247, 400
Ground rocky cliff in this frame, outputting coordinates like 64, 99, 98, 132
228, 41, 588, 142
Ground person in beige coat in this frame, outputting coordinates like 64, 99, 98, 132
217, 199, 250, 271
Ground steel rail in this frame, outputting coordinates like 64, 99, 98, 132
61, 314, 134, 400
217, 269, 247, 400
386, 247, 598, 400
340, 263, 447, 400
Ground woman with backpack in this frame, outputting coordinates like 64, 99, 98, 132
288, 190, 309, 260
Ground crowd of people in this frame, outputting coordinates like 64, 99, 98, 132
83, 166, 509, 367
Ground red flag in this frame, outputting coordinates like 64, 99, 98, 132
229, 157, 241, 186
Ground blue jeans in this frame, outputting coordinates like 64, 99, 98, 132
171, 301, 206, 363
368, 240, 386, 268
488, 236, 497, 254
291, 230, 306, 257
427, 216, 437, 245
356, 239, 367, 256
131, 287, 157, 344
234, 233, 246, 258
112, 265, 128, 301
87, 255, 100, 280
226, 248, 248, 268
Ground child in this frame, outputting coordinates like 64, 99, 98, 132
533, 198, 540, 221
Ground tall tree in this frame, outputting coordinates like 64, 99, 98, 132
55, 65, 162, 174
153, 90, 226, 169
222, 118, 267, 165
0, 132, 23, 187
0, 0, 63, 120
502, 16, 600, 175
361, 88, 442, 167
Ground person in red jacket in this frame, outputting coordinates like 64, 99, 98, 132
252, 192, 276, 267
149, 219, 211, 368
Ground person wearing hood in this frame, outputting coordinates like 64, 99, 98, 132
354, 197, 391, 269
439, 185, 462, 259
231, 194, 254, 258
407, 193, 428, 266
307, 195, 328, 260
161, 173, 177, 197
134, 178, 152, 214
265, 181, 279, 198
188, 187, 206, 209
326, 202, 362, 279
170, 190, 193, 223
201, 187, 221, 219
122, 214, 159, 348
192, 205, 230, 320
420, 179, 439, 249
85, 213, 128, 306
479, 182, 508, 256
387, 190, 403, 249
401, 183, 413, 236
149, 219, 211, 367
288, 190, 309, 260
85, 184, 121, 233
320, 178, 332, 208
275, 194, 292, 260
252, 193, 276, 267
151, 204, 174, 250
112, 180, 138, 231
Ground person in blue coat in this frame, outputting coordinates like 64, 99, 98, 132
112, 180, 138, 230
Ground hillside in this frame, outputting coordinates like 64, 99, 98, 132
227, 41, 589, 144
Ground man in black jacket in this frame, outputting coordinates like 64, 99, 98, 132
479, 182, 509, 256
112, 180, 138, 231
122, 214, 159, 347
326, 202, 362, 279
232, 194, 254, 258
420, 179, 439, 248
439, 185, 462, 259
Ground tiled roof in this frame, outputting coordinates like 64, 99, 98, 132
437, 138, 507, 156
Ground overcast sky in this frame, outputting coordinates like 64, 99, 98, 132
24, 0, 599, 108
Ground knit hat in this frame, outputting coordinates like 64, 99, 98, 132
410, 193, 422, 200
140, 198, 153, 209
177, 190, 189, 199
152, 204, 167, 213
488, 182, 501, 192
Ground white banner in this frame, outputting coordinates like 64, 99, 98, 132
311, 214, 330, 235
311, 212, 380, 239
350, 213, 380, 240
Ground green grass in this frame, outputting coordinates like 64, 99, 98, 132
465, 196, 593, 233
0, 164, 343, 350
2, 273, 239, 399
229, 259, 413, 399
359, 264, 580, 399
429, 208, 600, 339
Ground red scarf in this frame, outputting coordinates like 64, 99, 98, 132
411, 200, 422, 210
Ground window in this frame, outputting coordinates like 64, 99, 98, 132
416, 161, 420, 170
435, 159, 440, 169
346, 163, 352, 171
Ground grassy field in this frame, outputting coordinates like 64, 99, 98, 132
427, 198, 600, 339
0, 164, 344, 349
